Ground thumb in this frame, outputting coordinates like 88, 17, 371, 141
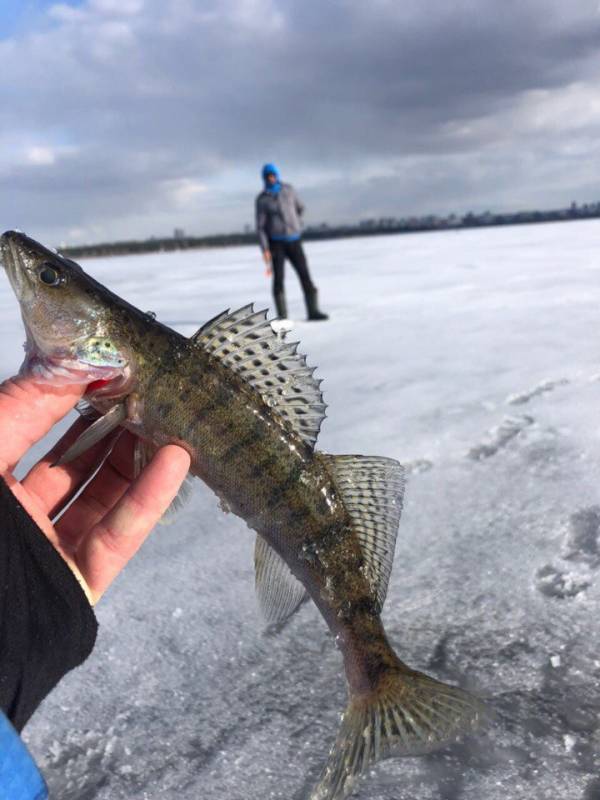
0, 377, 84, 475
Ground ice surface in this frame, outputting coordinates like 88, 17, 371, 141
2, 220, 600, 799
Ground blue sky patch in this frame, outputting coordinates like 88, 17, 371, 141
0, 0, 85, 39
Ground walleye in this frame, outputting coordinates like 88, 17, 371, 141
0, 231, 485, 800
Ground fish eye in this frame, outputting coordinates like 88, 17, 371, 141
38, 263, 62, 286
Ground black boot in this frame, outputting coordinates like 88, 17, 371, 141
305, 288, 329, 321
274, 291, 288, 320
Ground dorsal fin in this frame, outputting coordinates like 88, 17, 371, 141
192, 305, 326, 449
322, 454, 406, 610
191, 306, 243, 341
254, 535, 308, 628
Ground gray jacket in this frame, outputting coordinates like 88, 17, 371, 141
255, 182, 305, 252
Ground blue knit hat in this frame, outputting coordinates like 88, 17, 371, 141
261, 163, 280, 181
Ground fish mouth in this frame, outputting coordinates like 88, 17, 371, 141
0, 230, 29, 297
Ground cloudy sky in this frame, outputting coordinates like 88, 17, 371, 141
1, 0, 600, 245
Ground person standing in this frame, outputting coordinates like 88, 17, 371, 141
256, 163, 328, 321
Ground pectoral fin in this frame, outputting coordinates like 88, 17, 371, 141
53, 403, 127, 466
51, 428, 124, 522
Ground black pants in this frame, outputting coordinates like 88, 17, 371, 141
270, 239, 316, 298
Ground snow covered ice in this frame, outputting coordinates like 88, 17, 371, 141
2, 219, 600, 799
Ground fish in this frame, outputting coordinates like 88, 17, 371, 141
0, 230, 486, 800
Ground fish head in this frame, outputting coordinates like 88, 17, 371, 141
0, 230, 133, 394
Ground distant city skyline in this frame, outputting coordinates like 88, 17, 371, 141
62, 198, 600, 258
2, 0, 600, 246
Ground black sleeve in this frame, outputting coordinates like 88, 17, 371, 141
0, 478, 98, 732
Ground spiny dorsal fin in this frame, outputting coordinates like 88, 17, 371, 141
254, 535, 309, 628
191, 307, 238, 341
322, 454, 405, 610
192, 304, 326, 449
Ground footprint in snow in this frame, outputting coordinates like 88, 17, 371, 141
562, 506, 600, 567
535, 506, 600, 599
403, 458, 434, 475
467, 415, 534, 460
535, 564, 590, 600
506, 378, 569, 406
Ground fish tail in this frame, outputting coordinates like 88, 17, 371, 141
308, 664, 486, 800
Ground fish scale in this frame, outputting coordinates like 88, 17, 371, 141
116, 335, 345, 576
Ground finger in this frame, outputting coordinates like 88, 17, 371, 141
53, 432, 140, 546
0, 376, 84, 474
6, 431, 146, 603
21, 416, 106, 518
76, 444, 191, 603
22, 420, 136, 520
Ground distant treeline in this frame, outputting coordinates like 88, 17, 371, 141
61, 201, 600, 259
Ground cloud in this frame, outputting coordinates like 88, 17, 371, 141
25, 146, 57, 165
1, 0, 600, 244
165, 177, 208, 208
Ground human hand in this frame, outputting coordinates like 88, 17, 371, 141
0, 376, 191, 605
263, 249, 272, 276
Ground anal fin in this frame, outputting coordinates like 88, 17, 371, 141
254, 535, 309, 629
